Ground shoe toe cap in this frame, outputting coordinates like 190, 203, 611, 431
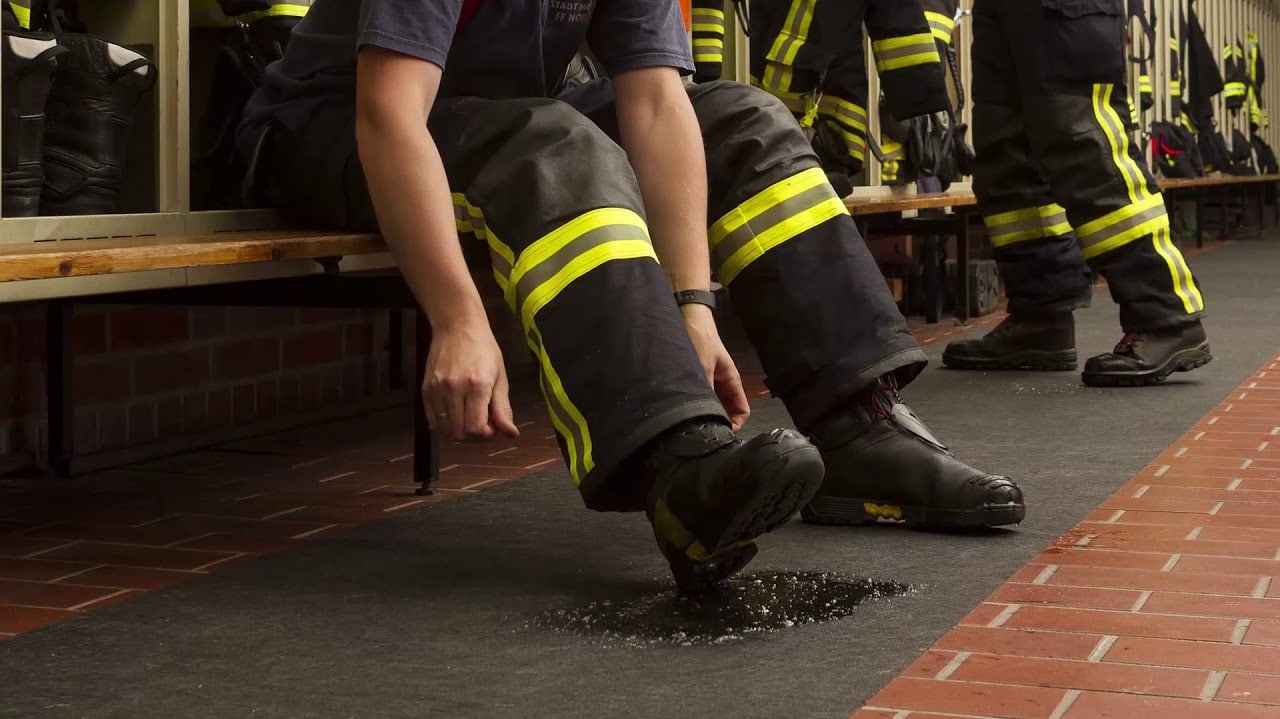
975, 475, 1023, 507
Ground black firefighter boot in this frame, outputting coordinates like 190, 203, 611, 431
644, 421, 825, 593
1082, 320, 1212, 387
39, 33, 156, 216
942, 312, 1079, 371
1, 26, 63, 217
802, 376, 1025, 529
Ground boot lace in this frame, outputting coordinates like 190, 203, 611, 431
1113, 332, 1143, 357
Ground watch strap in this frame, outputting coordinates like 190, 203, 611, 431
674, 289, 716, 310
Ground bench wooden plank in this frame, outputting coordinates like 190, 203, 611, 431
844, 174, 1280, 215
0, 231, 386, 283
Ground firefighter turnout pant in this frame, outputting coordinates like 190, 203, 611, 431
254, 81, 925, 512
972, 0, 1205, 331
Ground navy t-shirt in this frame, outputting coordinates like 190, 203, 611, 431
238, 0, 695, 151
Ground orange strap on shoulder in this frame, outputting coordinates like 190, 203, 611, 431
679, 0, 691, 29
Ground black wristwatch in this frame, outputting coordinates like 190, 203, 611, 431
674, 289, 716, 310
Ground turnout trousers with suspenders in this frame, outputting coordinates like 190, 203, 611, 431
246, 75, 927, 512
971, 0, 1205, 331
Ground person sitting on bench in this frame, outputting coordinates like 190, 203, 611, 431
236, 0, 1025, 592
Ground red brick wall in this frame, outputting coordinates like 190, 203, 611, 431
0, 304, 414, 470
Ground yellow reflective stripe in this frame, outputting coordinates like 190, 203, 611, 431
880, 138, 905, 161
1077, 193, 1167, 258
243, 2, 310, 20
1150, 224, 1204, 314
1225, 82, 1247, 97
763, 0, 817, 92
709, 167, 847, 284
692, 7, 725, 22
693, 37, 724, 63
8, 1, 31, 28
1139, 76, 1153, 92
692, 23, 724, 33
824, 123, 866, 160
1093, 84, 1151, 207
872, 33, 940, 72
925, 11, 955, 44
1039, 204, 1072, 238
817, 95, 867, 132
511, 208, 656, 482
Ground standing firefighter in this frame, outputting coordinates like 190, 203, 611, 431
942, 0, 1211, 387
237, 0, 1024, 590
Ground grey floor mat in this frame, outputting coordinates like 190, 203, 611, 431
1, 240, 1277, 719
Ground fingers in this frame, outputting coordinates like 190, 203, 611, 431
490, 371, 521, 438
717, 370, 751, 432
461, 374, 495, 441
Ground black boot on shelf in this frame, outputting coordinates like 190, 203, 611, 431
39, 32, 155, 216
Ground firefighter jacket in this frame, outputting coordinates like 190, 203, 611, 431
1224, 41, 1248, 114
1248, 30, 1269, 130
1179, 5, 1223, 133
691, 0, 731, 84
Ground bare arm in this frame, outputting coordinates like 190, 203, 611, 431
354, 46, 486, 333
354, 47, 516, 440
613, 67, 749, 429
612, 67, 713, 295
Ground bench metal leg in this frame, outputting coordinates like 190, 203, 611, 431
920, 234, 942, 324
45, 301, 72, 478
1194, 190, 1204, 248
956, 212, 971, 325
412, 309, 440, 496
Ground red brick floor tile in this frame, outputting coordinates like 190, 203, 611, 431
988, 584, 1145, 612
0, 535, 74, 559
0, 605, 75, 633
0, 578, 127, 610
0, 557, 96, 583
1218, 673, 1280, 705
865, 677, 1067, 719
1061, 535, 1280, 560
960, 603, 1013, 626
55, 565, 201, 590
848, 711, 898, 719
1002, 606, 1237, 642
947, 654, 1210, 699
140, 514, 333, 541
1063, 691, 1280, 718
73, 588, 144, 611
1097, 497, 1223, 514
1030, 565, 1261, 596
1198, 525, 1280, 544
19, 521, 213, 547
900, 649, 958, 678
1140, 593, 1280, 622
1088, 509, 1210, 526
173, 534, 297, 554
1174, 556, 1280, 577
36, 542, 236, 572
1105, 636, 1280, 674
1033, 547, 1175, 571
1242, 622, 1280, 647
931, 627, 1105, 661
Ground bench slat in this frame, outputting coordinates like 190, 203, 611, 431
0, 231, 386, 282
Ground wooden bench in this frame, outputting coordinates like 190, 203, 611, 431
844, 173, 1280, 325
0, 230, 448, 495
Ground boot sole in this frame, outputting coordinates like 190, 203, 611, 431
1081, 343, 1213, 387
672, 435, 826, 592
942, 348, 1079, 372
801, 495, 1026, 530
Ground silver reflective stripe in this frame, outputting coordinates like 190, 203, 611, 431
1040, 207, 1069, 233
692, 9, 725, 27
490, 248, 513, 281
1094, 87, 1147, 195
771, 0, 816, 68
513, 223, 651, 314
818, 96, 866, 130
1079, 200, 1167, 250
986, 213, 1041, 237
711, 182, 836, 271
874, 38, 937, 65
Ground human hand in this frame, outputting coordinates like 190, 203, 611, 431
423, 320, 520, 442
680, 304, 750, 431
